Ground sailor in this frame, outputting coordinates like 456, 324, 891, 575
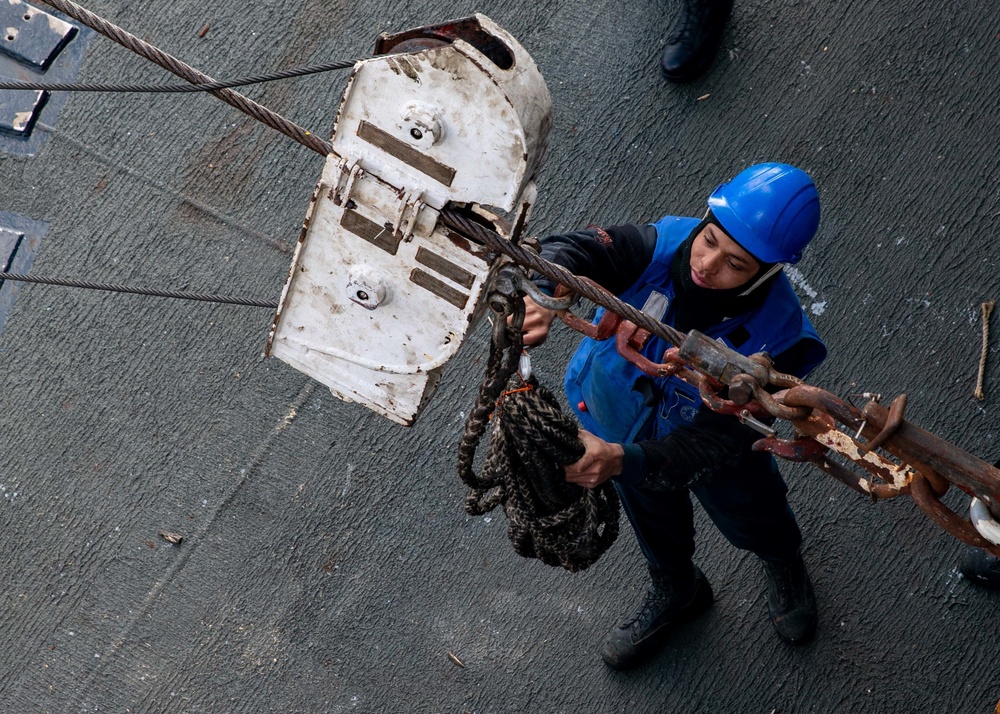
521, 163, 827, 670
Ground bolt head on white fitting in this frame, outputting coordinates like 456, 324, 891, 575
401, 101, 444, 148
347, 268, 389, 310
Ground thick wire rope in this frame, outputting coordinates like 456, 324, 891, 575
37, 0, 684, 347
439, 211, 687, 349
0, 272, 277, 308
0, 58, 359, 93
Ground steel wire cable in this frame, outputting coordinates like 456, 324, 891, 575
438, 211, 688, 349
0, 272, 277, 308
0, 58, 360, 93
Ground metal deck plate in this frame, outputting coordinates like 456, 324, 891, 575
0, 2, 90, 155
0, 0, 77, 70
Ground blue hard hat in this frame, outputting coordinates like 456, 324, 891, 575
707, 163, 820, 265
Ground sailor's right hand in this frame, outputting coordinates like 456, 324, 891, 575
520, 296, 556, 347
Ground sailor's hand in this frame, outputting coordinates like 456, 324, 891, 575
520, 296, 556, 347
564, 429, 624, 489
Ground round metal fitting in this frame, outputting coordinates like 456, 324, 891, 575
970, 497, 1000, 546
401, 101, 444, 148
347, 268, 389, 310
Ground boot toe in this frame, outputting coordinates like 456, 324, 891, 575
768, 604, 817, 645
660, 44, 714, 83
959, 546, 1000, 588
762, 554, 817, 645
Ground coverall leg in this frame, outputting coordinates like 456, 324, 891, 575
615, 449, 802, 573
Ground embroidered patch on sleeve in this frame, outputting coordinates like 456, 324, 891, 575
586, 225, 613, 246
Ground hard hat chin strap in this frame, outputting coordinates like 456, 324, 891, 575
738, 263, 784, 297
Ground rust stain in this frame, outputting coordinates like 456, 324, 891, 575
395, 55, 421, 82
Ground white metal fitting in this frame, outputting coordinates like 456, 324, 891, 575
970, 497, 1000, 546
401, 101, 444, 149
266, 15, 552, 426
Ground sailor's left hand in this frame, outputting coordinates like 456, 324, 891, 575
564, 429, 623, 489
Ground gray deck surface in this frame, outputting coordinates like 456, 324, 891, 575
1, 0, 998, 712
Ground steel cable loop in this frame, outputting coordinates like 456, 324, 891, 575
0, 58, 360, 93
0, 272, 277, 308
457, 291, 620, 572
39, 0, 335, 157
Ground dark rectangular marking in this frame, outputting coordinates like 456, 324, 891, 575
410, 268, 469, 310
357, 120, 456, 187
0, 210, 45, 341
341, 209, 401, 255
415, 247, 475, 289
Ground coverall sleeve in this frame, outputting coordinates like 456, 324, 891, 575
534, 224, 657, 296
616, 407, 763, 491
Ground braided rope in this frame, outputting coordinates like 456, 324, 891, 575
457, 291, 620, 572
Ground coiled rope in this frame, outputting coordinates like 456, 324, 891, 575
456, 289, 619, 572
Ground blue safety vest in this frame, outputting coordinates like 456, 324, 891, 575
564, 215, 827, 444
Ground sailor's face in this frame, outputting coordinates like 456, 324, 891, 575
689, 223, 761, 290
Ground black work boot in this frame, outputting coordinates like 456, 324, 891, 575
660, 0, 734, 83
601, 564, 713, 670
959, 546, 1000, 589
761, 552, 817, 645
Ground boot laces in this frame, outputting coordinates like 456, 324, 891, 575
669, 0, 715, 42
624, 578, 675, 630
766, 560, 803, 609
